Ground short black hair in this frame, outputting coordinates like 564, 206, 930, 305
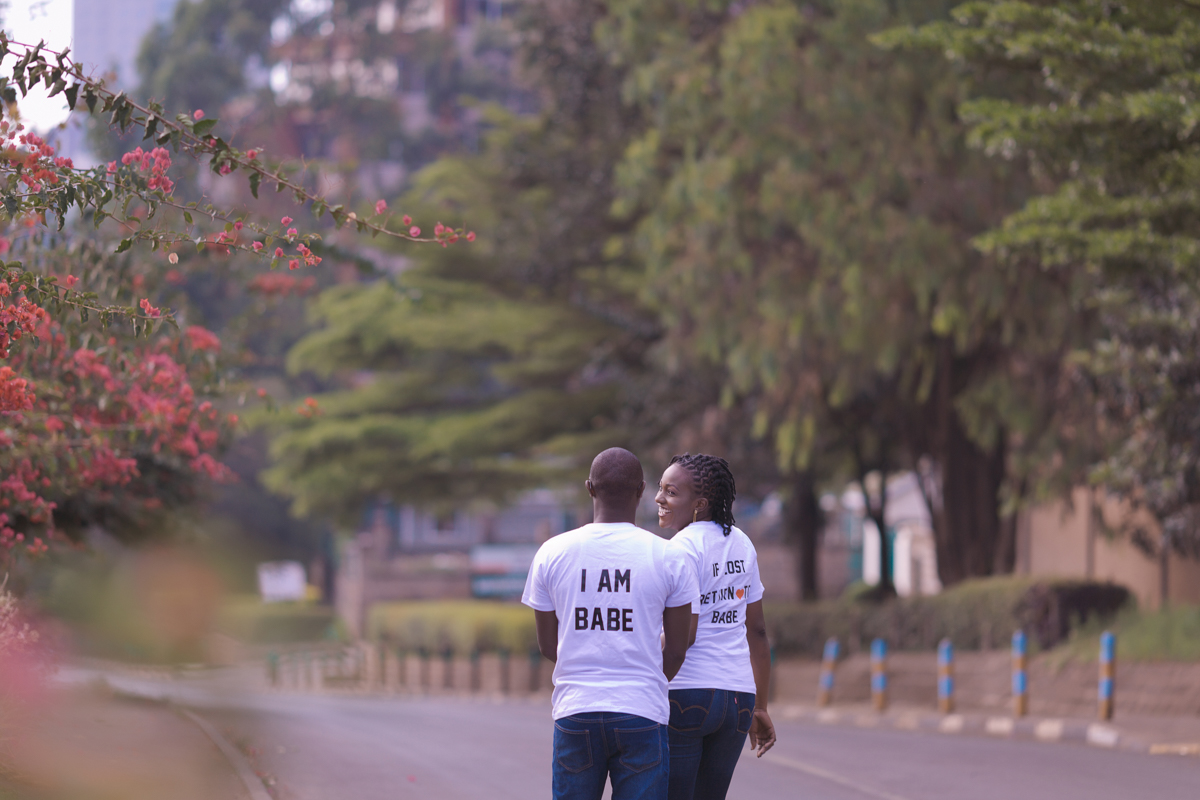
670, 453, 736, 535
589, 447, 644, 503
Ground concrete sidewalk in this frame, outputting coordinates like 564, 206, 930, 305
0, 682, 255, 799
773, 701, 1200, 756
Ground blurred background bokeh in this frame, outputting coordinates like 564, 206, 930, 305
3, 0, 1200, 794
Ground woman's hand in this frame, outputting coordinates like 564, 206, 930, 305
748, 708, 776, 757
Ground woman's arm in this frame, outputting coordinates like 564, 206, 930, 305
745, 600, 776, 756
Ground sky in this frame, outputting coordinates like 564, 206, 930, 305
3, 0, 75, 131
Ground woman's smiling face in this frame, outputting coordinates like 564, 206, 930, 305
655, 462, 707, 532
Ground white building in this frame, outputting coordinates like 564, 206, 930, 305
836, 471, 942, 597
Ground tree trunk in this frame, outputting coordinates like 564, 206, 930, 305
1160, 530, 1172, 608
783, 471, 821, 601
857, 468, 894, 596
935, 409, 1007, 585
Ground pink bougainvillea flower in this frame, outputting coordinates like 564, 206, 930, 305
375, 199, 388, 215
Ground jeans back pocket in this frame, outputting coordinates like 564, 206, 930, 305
614, 723, 663, 774
553, 723, 594, 774
668, 688, 716, 733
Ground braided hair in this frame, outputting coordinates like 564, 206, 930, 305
670, 453, 736, 536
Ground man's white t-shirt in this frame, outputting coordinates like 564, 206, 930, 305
521, 522, 698, 724
668, 521, 764, 693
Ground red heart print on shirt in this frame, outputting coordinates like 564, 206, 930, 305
736, 588, 744, 599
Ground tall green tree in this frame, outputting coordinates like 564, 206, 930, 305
896, 1, 1200, 601
263, 0, 683, 523
602, 0, 1038, 589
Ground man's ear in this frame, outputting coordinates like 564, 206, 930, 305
635, 480, 646, 501
586, 479, 597, 498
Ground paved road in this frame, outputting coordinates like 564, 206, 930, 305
176, 690, 1198, 800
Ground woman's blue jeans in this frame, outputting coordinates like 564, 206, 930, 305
553, 712, 669, 800
666, 688, 755, 800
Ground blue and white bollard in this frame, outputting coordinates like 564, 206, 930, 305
1099, 631, 1116, 721
871, 638, 888, 712
937, 638, 954, 714
1012, 629, 1028, 717
817, 637, 839, 707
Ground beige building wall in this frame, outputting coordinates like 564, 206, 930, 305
1020, 487, 1200, 609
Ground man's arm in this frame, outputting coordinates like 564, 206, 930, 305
745, 600, 776, 756
661, 603, 691, 680
534, 610, 559, 663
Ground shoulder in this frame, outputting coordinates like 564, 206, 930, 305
533, 527, 585, 561
668, 526, 703, 555
729, 526, 759, 556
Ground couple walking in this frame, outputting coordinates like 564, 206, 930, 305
522, 447, 776, 800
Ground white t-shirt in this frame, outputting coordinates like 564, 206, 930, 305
522, 522, 698, 724
668, 521, 764, 693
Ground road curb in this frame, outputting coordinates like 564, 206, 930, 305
776, 704, 1200, 756
180, 708, 275, 800
101, 678, 274, 800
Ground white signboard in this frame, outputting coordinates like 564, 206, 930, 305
257, 560, 307, 603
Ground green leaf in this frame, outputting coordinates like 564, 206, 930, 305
249, 171, 261, 199
192, 118, 218, 137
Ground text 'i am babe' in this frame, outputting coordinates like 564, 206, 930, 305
575, 569, 633, 632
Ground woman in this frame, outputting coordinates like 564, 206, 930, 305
655, 453, 776, 800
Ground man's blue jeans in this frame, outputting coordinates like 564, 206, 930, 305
666, 688, 755, 800
552, 712, 669, 800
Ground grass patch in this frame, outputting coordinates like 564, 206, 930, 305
1057, 604, 1200, 662
367, 600, 537, 654
216, 595, 340, 644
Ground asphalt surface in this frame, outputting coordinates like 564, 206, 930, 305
174, 690, 1199, 800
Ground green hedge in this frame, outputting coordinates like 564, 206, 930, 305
766, 577, 1132, 657
216, 596, 340, 644
367, 600, 538, 654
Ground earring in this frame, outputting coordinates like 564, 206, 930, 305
693, 508, 700, 523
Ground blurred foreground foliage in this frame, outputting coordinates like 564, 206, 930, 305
766, 576, 1130, 656
37, 548, 221, 663
367, 600, 538, 655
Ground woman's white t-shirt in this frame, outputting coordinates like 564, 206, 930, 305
522, 522, 697, 724
668, 521, 764, 693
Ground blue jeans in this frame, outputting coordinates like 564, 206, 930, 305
552, 712, 669, 800
667, 689, 755, 800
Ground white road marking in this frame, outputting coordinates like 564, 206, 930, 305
756, 751, 916, 800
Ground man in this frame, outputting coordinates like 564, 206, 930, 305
523, 448, 697, 800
